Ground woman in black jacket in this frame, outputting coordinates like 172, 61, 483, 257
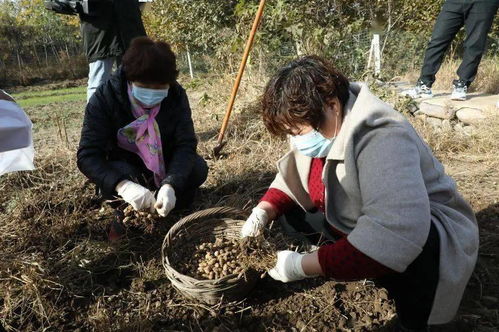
77, 37, 208, 220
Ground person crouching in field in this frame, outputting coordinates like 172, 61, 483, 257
77, 37, 208, 231
241, 56, 478, 331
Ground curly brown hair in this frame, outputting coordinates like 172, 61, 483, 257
123, 37, 179, 85
261, 55, 350, 136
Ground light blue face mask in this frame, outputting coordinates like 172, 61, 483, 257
290, 130, 335, 158
132, 84, 169, 107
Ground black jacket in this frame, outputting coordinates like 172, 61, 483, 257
79, 0, 146, 62
77, 68, 199, 197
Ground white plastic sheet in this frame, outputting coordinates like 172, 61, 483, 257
0, 146, 35, 176
0, 99, 35, 175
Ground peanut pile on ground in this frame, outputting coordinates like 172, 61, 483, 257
122, 205, 156, 233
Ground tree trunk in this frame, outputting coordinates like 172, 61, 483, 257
44, 45, 49, 67
16, 50, 22, 71
33, 45, 41, 66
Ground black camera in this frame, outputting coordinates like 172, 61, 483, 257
44, 0, 101, 16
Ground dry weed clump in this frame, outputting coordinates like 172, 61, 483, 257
0, 146, 99, 330
122, 204, 158, 233
0, 148, 95, 253
408, 111, 499, 160
190, 73, 288, 212
433, 57, 499, 93
0, 260, 64, 331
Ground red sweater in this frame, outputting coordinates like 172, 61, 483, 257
261, 157, 393, 280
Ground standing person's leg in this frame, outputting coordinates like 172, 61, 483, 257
456, 0, 498, 87
419, 1, 465, 87
87, 57, 115, 102
376, 222, 440, 331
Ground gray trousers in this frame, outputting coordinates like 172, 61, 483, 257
87, 57, 120, 102
419, 0, 498, 87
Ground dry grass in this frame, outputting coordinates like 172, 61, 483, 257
402, 56, 499, 93
0, 72, 498, 331
410, 111, 499, 157
0, 72, 290, 331
188, 70, 289, 211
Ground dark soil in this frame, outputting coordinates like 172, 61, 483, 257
1, 85, 498, 331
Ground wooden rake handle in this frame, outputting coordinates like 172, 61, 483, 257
213, 0, 266, 156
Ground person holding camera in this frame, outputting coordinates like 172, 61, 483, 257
45, 0, 147, 101
79, 0, 147, 101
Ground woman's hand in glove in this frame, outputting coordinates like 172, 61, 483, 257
241, 206, 271, 237
268, 250, 322, 283
116, 180, 156, 212
155, 184, 176, 217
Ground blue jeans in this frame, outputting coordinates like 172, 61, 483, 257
87, 57, 118, 102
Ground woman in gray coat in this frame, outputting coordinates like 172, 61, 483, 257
241, 56, 478, 331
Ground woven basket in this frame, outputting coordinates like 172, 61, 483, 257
162, 207, 258, 304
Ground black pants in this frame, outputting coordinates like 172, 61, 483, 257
103, 154, 208, 209
280, 206, 340, 245
377, 223, 440, 331
283, 208, 440, 330
419, 0, 498, 87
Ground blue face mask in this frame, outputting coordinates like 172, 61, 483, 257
132, 84, 169, 107
290, 130, 335, 158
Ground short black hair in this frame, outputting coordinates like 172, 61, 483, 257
123, 37, 179, 85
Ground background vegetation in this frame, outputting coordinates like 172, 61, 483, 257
0, 0, 497, 87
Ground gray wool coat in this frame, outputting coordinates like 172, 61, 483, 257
269, 82, 479, 324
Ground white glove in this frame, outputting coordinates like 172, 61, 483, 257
154, 184, 176, 217
116, 180, 156, 212
268, 250, 316, 283
241, 207, 269, 237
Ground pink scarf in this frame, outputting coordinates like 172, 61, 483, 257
117, 85, 166, 187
